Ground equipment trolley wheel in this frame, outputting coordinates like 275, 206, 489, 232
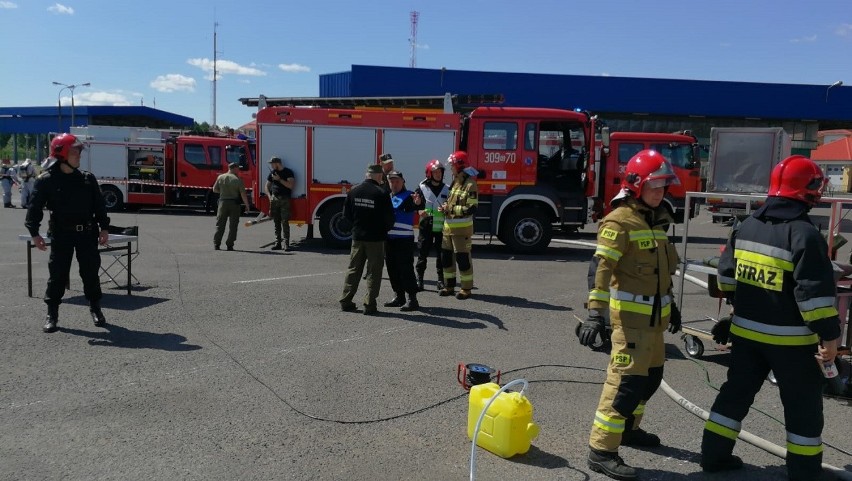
683, 334, 705, 358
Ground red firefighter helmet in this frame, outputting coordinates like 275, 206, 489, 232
50, 133, 84, 161
621, 149, 679, 196
447, 151, 468, 170
425, 159, 445, 177
768, 155, 826, 206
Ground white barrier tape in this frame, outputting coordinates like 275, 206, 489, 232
98, 179, 214, 190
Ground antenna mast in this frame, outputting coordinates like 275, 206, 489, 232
409, 11, 419, 68
213, 22, 219, 127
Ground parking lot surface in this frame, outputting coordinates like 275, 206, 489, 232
1, 206, 849, 480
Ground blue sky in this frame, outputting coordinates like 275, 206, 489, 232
2, 0, 850, 129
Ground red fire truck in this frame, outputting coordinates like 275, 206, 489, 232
595, 131, 701, 222
242, 94, 606, 253
241, 95, 698, 252
71, 125, 256, 211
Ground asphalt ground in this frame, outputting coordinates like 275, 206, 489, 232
0, 202, 850, 481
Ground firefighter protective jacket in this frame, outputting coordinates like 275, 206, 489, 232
588, 197, 678, 331
716, 197, 841, 345
441, 171, 478, 237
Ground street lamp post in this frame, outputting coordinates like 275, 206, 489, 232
825, 80, 843, 103
52, 81, 91, 129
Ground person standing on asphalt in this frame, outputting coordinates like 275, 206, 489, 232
383, 171, 423, 311
577, 149, 682, 480
265, 156, 295, 251
340, 164, 394, 315
438, 151, 479, 300
17, 158, 37, 209
701, 155, 841, 481
1, 158, 17, 207
212, 162, 249, 251
25, 133, 111, 333
414, 159, 449, 292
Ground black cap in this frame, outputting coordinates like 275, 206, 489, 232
386, 170, 404, 180
268, 156, 282, 164
366, 164, 383, 174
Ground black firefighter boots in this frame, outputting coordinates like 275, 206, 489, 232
90, 304, 107, 327
43, 305, 59, 333
416, 274, 425, 292
700, 454, 743, 472
621, 428, 661, 448
588, 449, 637, 480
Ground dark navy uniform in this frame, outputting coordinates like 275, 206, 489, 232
702, 197, 841, 480
25, 164, 110, 311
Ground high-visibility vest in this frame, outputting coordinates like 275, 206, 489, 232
388, 190, 415, 239
418, 179, 449, 233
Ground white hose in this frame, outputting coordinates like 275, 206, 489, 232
469, 379, 529, 481
659, 379, 852, 480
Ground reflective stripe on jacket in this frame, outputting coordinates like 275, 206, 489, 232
418, 179, 449, 233
388, 190, 415, 239
717, 201, 841, 344
588, 197, 678, 331
442, 173, 478, 236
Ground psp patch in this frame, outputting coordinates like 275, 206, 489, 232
600, 228, 619, 241
612, 352, 631, 366
735, 259, 783, 291
635, 238, 656, 250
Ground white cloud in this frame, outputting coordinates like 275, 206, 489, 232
47, 3, 73, 14
0, 2, 18, 9
187, 58, 266, 80
601, 72, 610, 77
790, 34, 817, 43
68, 91, 134, 106
837, 23, 852, 36
278, 63, 311, 73
150, 74, 196, 93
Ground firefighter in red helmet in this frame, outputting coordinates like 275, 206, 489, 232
439, 151, 478, 299
25, 133, 111, 333
579, 149, 681, 480
413, 159, 449, 291
701, 155, 840, 480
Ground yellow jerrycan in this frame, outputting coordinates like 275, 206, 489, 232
467, 382, 540, 458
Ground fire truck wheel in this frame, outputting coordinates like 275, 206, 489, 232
503, 207, 552, 254
319, 202, 352, 249
101, 185, 124, 211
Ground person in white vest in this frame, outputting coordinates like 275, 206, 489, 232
17, 158, 37, 209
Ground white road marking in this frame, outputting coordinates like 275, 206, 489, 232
233, 271, 344, 284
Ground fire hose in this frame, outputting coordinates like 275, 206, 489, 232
659, 379, 851, 480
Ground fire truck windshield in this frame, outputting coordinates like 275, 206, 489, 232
651, 143, 696, 170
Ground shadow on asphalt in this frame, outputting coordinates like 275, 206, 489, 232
507, 445, 573, 470
62, 294, 171, 311
471, 293, 569, 311
365, 305, 504, 330
59, 323, 202, 351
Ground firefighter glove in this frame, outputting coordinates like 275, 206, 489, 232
668, 304, 682, 334
578, 311, 606, 347
711, 316, 732, 345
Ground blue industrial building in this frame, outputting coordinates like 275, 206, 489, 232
320, 65, 852, 154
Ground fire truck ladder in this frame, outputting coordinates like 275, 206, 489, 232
238, 93, 504, 113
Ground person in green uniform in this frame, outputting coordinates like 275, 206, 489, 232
212, 162, 249, 251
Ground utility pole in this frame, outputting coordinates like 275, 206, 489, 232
212, 21, 219, 128
409, 11, 419, 68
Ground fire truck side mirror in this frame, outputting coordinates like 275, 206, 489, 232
600, 126, 611, 148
